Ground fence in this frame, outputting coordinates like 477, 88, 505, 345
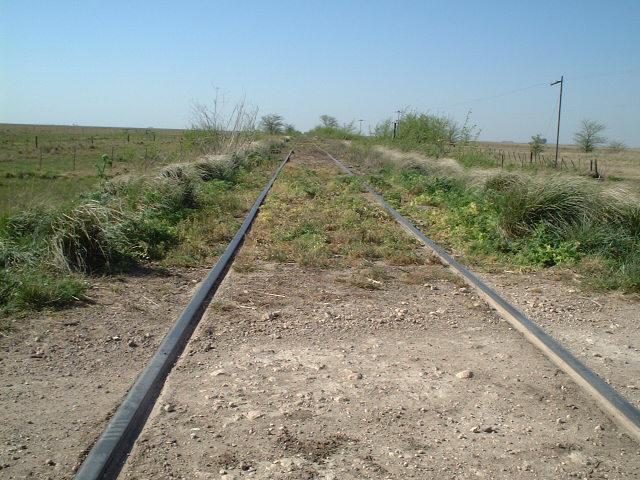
465, 146, 605, 178
1, 130, 186, 178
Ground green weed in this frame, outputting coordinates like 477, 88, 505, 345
338, 142, 640, 292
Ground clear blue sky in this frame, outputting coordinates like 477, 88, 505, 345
2, 0, 639, 145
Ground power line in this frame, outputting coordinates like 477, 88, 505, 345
434, 82, 548, 110
430, 68, 639, 112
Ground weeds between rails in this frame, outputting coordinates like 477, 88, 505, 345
0, 143, 285, 325
332, 142, 640, 293
234, 159, 422, 273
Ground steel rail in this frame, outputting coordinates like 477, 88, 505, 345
75, 149, 294, 480
318, 145, 640, 443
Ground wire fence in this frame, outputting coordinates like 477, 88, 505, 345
463, 146, 605, 178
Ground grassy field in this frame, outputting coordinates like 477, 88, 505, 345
0, 123, 284, 324
0, 124, 188, 214
470, 140, 640, 187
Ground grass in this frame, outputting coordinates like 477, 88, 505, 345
328, 141, 640, 293
235, 161, 423, 270
0, 124, 191, 214
0, 140, 285, 322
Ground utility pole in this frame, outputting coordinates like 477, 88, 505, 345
393, 110, 402, 139
358, 119, 364, 135
551, 75, 563, 167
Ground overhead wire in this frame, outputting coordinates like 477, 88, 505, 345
429, 67, 639, 113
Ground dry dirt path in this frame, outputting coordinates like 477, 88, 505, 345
0, 267, 209, 478
480, 269, 640, 410
120, 150, 640, 479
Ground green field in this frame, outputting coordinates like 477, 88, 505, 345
0, 124, 187, 214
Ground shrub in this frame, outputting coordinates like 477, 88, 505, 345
607, 140, 627, 153
485, 174, 602, 237
374, 111, 479, 157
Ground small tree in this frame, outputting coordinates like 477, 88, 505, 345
607, 140, 627, 153
374, 119, 393, 138
284, 124, 298, 135
260, 114, 284, 134
319, 115, 339, 128
529, 134, 545, 156
574, 119, 606, 152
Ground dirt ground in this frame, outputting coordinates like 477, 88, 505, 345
120, 260, 639, 479
1, 148, 639, 479
0, 266, 208, 479
480, 269, 640, 409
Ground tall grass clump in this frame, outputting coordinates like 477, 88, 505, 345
484, 174, 604, 237
0, 142, 283, 319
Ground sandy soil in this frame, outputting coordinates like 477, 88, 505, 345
0, 266, 208, 478
120, 261, 640, 479
481, 269, 640, 408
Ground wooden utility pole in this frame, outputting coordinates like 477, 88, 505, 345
393, 110, 402, 140
551, 76, 563, 167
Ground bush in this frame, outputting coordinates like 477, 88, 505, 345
484, 174, 602, 237
374, 111, 479, 157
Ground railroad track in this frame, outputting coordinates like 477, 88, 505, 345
76, 144, 640, 480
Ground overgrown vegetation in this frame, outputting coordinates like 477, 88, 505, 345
187, 92, 258, 154
307, 115, 359, 140
332, 142, 640, 293
374, 111, 480, 157
236, 162, 422, 269
0, 141, 284, 320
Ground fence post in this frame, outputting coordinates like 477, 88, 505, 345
594, 159, 599, 177
501, 153, 504, 168
35, 136, 38, 148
